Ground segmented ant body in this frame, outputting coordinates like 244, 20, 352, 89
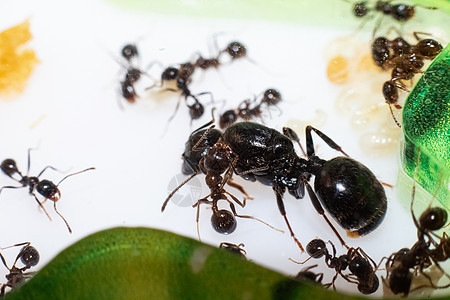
0, 242, 39, 296
292, 238, 379, 294
381, 149, 450, 296
219, 89, 283, 129
163, 120, 387, 252
117, 43, 143, 104
371, 35, 443, 127
0, 149, 95, 233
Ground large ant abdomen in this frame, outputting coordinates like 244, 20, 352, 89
313, 157, 387, 237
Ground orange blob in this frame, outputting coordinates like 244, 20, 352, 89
0, 20, 39, 97
327, 56, 349, 85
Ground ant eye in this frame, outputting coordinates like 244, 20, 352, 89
121, 44, 138, 61
1, 159, 19, 176
419, 207, 448, 231
20, 246, 40, 268
211, 210, 236, 234
306, 239, 327, 258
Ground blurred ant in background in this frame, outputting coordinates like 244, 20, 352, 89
0, 242, 39, 296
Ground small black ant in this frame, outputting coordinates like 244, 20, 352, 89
219, 89, 283, 129
0, 242, 39, 296
219, 242, 247, 259
294, 264, 324, 285
0, 149, 95, 233
371, 34, 443, 127
349, 1, 436, 35
163, 116, 387, 252
291, 238, 379, 294
380, 149, 450, 296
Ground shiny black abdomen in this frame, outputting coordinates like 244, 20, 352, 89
314, 157, 387, 236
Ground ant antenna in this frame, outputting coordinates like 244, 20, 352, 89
56, 167, 96, 187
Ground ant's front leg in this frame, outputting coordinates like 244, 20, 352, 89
305, 125, 349, 158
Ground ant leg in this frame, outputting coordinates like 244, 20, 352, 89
225, 199, 284, 233
196, 91, 215, 105
305, 125, 349, 158
283, 127, 307, 157
193, 197, 211, 241
0, 185, 25, 195
32, 194, 52, 221
226, 178, 253, 201
304, 180, 348, 249
53, 202, 72, 234
273, 185, 304, 252
410, 148, 422, 231
233, 166, 269, 176
388, 104, 402, 128
0, 252, 11, 270
162, 171, 198, 212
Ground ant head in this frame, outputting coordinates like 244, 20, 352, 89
189, 101, 205, 120
161, 67, 179, 81
414, 39, 443, 59
358, 274, 379, 294
225, 41, 247, 59
219, 110, 237, 129
211, 209, 236, 234
349, 256, 372, 278
121, 80, 137, 103
36, 179, 60, 201
353, 2, 369, 17
203, 143, 232, 174
19, 246, 40, 269
121, 44, 139, 61
1, 159, 19, 177
306, 239, 327, 258
262, 88, 282, 106
392, 4, 414, 21
419, 207, 448, 231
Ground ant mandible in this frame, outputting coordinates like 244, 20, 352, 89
0, 242, 39, 296
164, 116, 387, 252
0, 149, 95, 233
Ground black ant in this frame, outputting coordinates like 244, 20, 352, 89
380, 149, 450, 297
294, 264, 324, 285
291, 238, 379, 294
0, 149, 95, 233
219, 242, 247, 259
349, 1, 436, 35
163, 116, 387, 252
0, 242, 39, 296
371, 34, 443, 127
219, 89, 283, 129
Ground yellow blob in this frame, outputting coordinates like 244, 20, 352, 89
326, 56, 349, 85
0, 20, 39, 97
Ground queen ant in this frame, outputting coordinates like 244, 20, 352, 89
290, 238, 379, 294
380, 149, 450, 297
0, 242, 39, 296
163, 113, 387, 252
0, 149, 95, 233
219, 89, 283, 129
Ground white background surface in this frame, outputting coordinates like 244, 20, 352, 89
0, 0, 448, 297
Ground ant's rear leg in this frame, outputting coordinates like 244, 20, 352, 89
305, 125, 349, 158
